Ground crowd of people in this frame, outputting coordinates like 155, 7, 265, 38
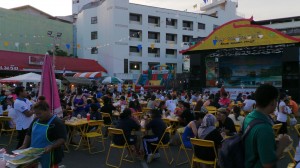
0, 83, 299, 167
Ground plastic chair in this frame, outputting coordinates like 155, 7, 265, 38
148, 126, 174, 164
2, 111, 8, 116
106, 128, 134, 168
206, 106, 217, 115
102, 112, 113, 127
175, 127, 191, 166
272, 123, 282, 137
162, 118, 172, 127
79, 120, 105, 154
190, 138, 217, 168
294, 124, 300, 137
0, 117, 15, 146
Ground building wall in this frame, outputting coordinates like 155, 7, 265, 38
0, 7, 73, 55
75, 0, 240, 78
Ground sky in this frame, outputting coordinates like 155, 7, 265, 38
0, 0, 299, 20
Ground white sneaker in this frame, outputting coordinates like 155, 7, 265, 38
147, 154, 153, 163
154, 153, 160, 159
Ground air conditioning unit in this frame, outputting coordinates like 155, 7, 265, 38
183, 27, 188, 30
184, 42, 189, 45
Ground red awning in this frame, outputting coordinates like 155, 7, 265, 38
0, 50, 107, 73
73, 72, 107, 78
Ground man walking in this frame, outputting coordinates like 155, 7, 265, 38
244, 84, 292, 168
14, 86, 34, 149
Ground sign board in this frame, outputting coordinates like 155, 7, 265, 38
0, 65, 22, 71
29, 56, 44, 65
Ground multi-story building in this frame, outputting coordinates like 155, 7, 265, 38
0, 5, 73, 55
255, 16, 300, 38
74, 0, 240, 79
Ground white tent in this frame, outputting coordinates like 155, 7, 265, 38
0, 72, 61, 88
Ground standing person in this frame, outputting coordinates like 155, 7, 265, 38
143, 109, 169, 163
19, 96, 67, 168
275, 93, 291, 134
14, 86, 34, 149
244, 84, 292, 168
6, 96, 17, 129
288, 96, 299, 117
140, 84, 145, 96
72, 87, 87, 117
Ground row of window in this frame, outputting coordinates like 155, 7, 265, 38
129, 46, 177, 55
90, 30, 194, 43
90, 15, 208, 30
129, 13, 207, 30
123, 59, 177, 73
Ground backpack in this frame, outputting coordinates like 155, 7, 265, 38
218, 119, 264, 168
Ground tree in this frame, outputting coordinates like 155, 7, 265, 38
47, 46, 68, 57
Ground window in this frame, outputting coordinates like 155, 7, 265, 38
129, 30, 141, 38
148, 32, 158, 39
91, 17, 97, 24
213, 24, 219, 30
148, 16, 159, 24
91, 47, 98, 54
166, 49, 176, 55
183, 21, 192, 27
182, 35, 192, 42
130, 46, 140, 53
91, 31, 97, 40
124, 59, 128, 73
166, 34, 176, 41
148, 48, 158, 54
166, 18, 176, 26
130, 13, 141, 22
130, 63, 140, 70
198, 23, 205, 30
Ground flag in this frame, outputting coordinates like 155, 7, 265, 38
62, 67, 66, 77
193, 4, 197, 8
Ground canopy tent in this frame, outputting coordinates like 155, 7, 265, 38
73, 72, 107, 78
0, 72, 61, 83
63, 76, 92, 85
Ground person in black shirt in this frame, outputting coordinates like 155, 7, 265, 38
216, 108, 236, 136
87, 103, 102, 132
19, 96, 67, 168
143, 109, 169, 163
179, 102, 195, 126
113, 108, 141, 155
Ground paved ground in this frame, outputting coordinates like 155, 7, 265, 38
0, 128, 298, 168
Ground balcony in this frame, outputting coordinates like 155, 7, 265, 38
148, 48, 160, 58
148, 32, 160, 43
130, 13, 142, 25
148, 39, 160, 43
166, 18, 177, 29
129, 52, 142, 57
129, 29, 142, 41
148, 16, 160, 28
166, 54, 177, 59
183, 20, 193, 31
130, 46, 142, 57
166, 33, 177, 44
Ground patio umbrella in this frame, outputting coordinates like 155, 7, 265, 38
102, 76, 123, 84
39, 54, 63, 117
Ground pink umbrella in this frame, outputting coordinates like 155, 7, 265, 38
39, 54, 63, 117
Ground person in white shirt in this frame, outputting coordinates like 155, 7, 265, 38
140, 85, 145, 95
165, 95, 176, 115
228, 106, 245, 127
6, 96, 17, 129
243, 95, 256, 113
14, 86, 34, 149
275, 94, 291, 134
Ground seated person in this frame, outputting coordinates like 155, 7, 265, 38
113, 108, 141, 154
87, 104, 102, 132
147, 95, 156, 109
143, 109, 169, 163
228, 106, 245, 127
195, 114, 223, 161
84, 99, 93, 114
182, 112, 205, 149
216, 108, 236, 136
179, 102, 195, 127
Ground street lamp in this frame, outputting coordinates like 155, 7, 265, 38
47, 31, 62, 68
